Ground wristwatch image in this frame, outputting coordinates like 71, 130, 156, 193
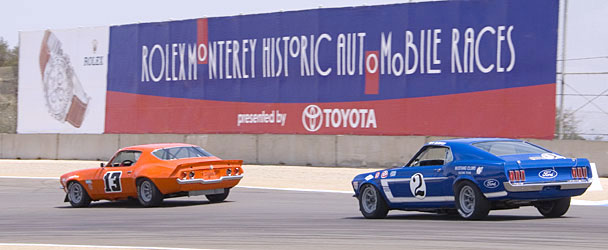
39, 30, 90, 128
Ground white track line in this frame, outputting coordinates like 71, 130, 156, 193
0, 176, 56, 180
1, 176, 606, 205
0, 243, 221, 250
237, 185, 353, 194
571, 199, 608, 206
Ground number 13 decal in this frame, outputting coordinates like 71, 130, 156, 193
103, 171, 122, 193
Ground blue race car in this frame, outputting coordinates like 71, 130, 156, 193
352, 138, 593, 220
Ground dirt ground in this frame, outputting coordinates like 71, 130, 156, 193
0, 159, 606, 200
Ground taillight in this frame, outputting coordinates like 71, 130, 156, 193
583, 167, 588, 178
509, 170, 525, 183
572, 167, 589, 179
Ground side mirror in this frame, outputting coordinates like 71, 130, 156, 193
100, 163, 105, 168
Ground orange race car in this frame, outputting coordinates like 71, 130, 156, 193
60, 143, 244, 207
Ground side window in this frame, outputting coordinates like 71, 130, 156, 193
408, 146, 452, 167
109, 151, 142, 167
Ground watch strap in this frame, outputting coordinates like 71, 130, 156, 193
65, 95, 88, 128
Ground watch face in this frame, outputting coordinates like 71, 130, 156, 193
42, 51, 74, 121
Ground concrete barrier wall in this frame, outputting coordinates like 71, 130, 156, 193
1, 133, 606, 176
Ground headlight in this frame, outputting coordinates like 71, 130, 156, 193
226, 168, 232, 176
352, 181, 359, 191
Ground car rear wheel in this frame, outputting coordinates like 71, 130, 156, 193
137, 178, 163, 207
455, 181, 490, 220
68, 181, 91, 207
206, 188, 230, 203
535, 197, 571, 218
359, 184, 389, 219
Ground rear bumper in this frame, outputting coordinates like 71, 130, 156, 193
176, 175, 244, 184
503, 180, 592, 192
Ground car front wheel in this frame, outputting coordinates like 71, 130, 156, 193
359, 184, 389, 219
535, 197, 571, 218
206, 188, 230, 203
137, 178, 163, 207
68, 181, 91, 207
455, 181, 490, 220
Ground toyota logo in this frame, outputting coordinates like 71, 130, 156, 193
302, 105, 323, 132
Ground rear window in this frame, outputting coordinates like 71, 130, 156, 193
472, 141, 550, 156
152, 146, 214, 160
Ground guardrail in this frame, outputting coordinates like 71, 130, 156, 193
0, 134, 605, 177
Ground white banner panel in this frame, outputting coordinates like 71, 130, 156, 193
17, 27, 109, 133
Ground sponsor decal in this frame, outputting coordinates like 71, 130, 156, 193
409, 173, 426, 199
301, 104, 377, 132
529, 153, 566, 160
381, 170, 388, 178
455, 166, 477, 175
483, 179, 499, 188
539, 169, 558, 179
390, 171, 396, 177
83, 39, 104, 66
302, 105, 323, 132
427, 141, 446, 145
237, 110, 287, 126
476, 166, 484, 175
374, 172, 380, 179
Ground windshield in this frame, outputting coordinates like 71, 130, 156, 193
152, 146, 214, 160
472, 141, 551, 156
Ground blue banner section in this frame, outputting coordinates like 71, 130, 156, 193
108, 0, 558, 103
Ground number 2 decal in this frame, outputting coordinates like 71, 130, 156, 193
409, 173, 427, 200
103, 171, 122, 193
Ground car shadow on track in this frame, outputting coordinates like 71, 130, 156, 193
55, 200, 234, 209
344, 213, 547, 221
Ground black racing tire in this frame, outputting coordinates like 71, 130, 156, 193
137, 178, 164, 207
455, 181, 490, 220
358, 184, 389, 219
206, 188, 230, 203
67, 181, 92, 208
535, 197, 571, 218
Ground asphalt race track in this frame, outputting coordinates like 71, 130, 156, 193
0, 178, 606, 250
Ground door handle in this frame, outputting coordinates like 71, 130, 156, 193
127, 171, 133, 174
435, 168, 442, 172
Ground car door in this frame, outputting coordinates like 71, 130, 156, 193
93, 150, 141, 199
380, 146, 453, 207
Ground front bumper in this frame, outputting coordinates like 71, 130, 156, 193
503, 180, 592, 192
176, 174, 244, 184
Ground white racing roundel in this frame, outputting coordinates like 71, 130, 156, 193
409, 173, 426, 200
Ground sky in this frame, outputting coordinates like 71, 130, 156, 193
2, 0, 607, 139
0, 0, 421, 47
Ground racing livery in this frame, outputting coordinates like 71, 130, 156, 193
60, 143, 243, 207
352, 138, 593, 219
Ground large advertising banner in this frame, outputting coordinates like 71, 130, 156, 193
106, 0, 558, 138
18, 27, 109, 133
